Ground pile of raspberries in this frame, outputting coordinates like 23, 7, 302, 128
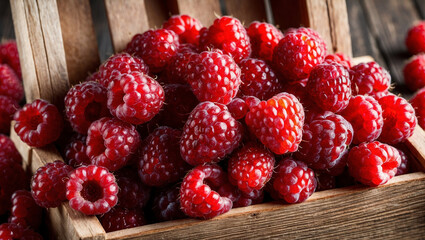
0, 14, 422, 236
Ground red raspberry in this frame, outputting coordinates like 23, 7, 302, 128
396, 148, 410, 176
138, 127, 190, 187
164, 44, 197, 84
0, 160, 26, 215
228, 144, 275, 193
217, 183, 264, 208
86, 71, 101, 82
403, 54, 425, 91
0, 96, 19, 135
115, 168, 150, 209
324, 53, 352, 69
246, 21, 283, 62
9, 190, 42, 229
180, 164, 232, 219
347, 141, 400, 186
64, 136, 90, 168
0, 223, 42, 240
86, 117, 140, 171
100, 207, 145, 232
245, 93, 304, 154
65, 81, 110, 134
242, 95, 261, 109
31, 160, 73, 208
186, 49, 241, 104
126, 29, 179, 73
107, 71, 164, 125
315, 173, 336, 191
350, 61, 390, 97
272, 158, 317, 203
0, 134, 22, 165
378, 94, 417, 144
0, 41, 21, 79
66, 165, 118, 215
411, 87, 425, 129
200, 16, 251, 63
273, 28, 327, 81
307, 62, 351, 113
152, 186, 186, 222
238, 58, 282, 100
163, 15, 203, 45
405, 21, 425, 54
340, 95, 383, 144
0, 64, 23, 102
227, 98, 249, 120
283, 79, 316, 111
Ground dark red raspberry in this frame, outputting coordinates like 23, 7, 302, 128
0, 64, 23, 102
180, 102, 243, 166
0, 160, 26, 215
283, 79, 316, 111
411, 87, 425, 129
403, 54, 425, 91
86, 117, 140, 171
163, 15, 202, 45
405, 21, 425, 55
65, 81, 110, 134
0, 223, 42, 240
200, 16, 251, 63
347, 141, 400, 186
396, 148, 410, 176
272, 158, 316, 203
227, 98, 249, 120
31, 160, 73, 208
165, 44, 197, 84
340, 95, 383, 144
152, 187, 186, 222
0, 41, 21, 79
186, 49, 241, 104
378, 94, 417, 144
86, 71, 101, 82
0, 96, 19, 135
315, 173, 336, 191
126, 29, 179, 73
242, 96, 261, 109
350, 61, 390, 97
9, 190, 42, 229
100, 207, 145, 232
0, 134, 22, 165
245, 93, 304, 154
64, 136, 90, 168
307, 62, 351, 113
180, 164, 232, 219
66, 165, 118, 215
218, 182, 264, 208
238, 58, 282, 100
14, 99, 63, 147
107, 71, 164, 125
324, 53, 352, 69
246, 21, 283, 62
115, 168, 151, 209
273, 27, 326, 81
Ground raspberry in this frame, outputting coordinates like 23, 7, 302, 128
9, 190, 42, 229
245, 93, 304, 154
86, 117, 140, 171
0, 160, 26, 215
31, 160, 73, 208
66, 165, 118, 215
100, 207, 145, 233
0, 134, 22, 165
186, 49, 241, 104
179, 164, 232, 219
242, 95, 261, 109
378, 94, 417, 144
65, 81, 110, 134
396, 148, 410, 176
411, 87, 425, 129
316, 173, 336, 191
246, 21, 283, 62
0, 223, 42, 240
126, 29, 179, 73
238, 58, 282, 100
283, 79, 316, 111
228, 144, 275, 193
0, 41, 21, 79
163, 15, 202, 45
347, 141, 400, 186
0, 64, 23, 102
114, 168, 151, 209
64, 136, 90, 168
164, 44, 197, 84
350, 61, 391, 97
152, 187, 186, 222
107, 71, 164, 125
340, 95, 383, 144
272, 158, 317, 203
403, 54, 425, 91
200, 16, 251, 63
307, 62, 351, 113
86, 71, 101, 82
217, 183, 264, 208
273, 27, 326, 81
227, 98, 249, 120
0, 96, 19, 135
405, 22, 425, 54
324, 53, 352, 69
180, 102, 243, 166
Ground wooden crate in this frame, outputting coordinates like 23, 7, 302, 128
8, 0, 425, 239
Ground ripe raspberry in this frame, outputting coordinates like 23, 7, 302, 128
283, 79, 316, 111
163, 15, 203, 45
0, 223, 42, 240
307, 62, 351, 113
31, 160, 73, 208
152, 186, 186, 222
107, 71, 164, 125
0, 134, 22, 165
396, 148, 410, 176
238, 58, 282, 100
9, 190, 42, 229
378, 94, 417, 144
100, 207, 145, 232
65, 81, 110, 134
315, 173, 336, 191
227, 98, 249, 120
403, 54, 425, 91
200, 16, 250, 63
0, 96, 19, 135
340, 95, 383, 144
115, 168, 151, 209
126, 29, 179, 73
86, 71, 101, 82
247, 21, 283, 62
405, 22, 425, 54
245, 93, 304, 154
186, 49, 241, 104
14, 99, 64, 147
411, 87, 425, 129
165, 44, 197, 84
347, 141, 400, 186
64, 136, 90, 168
217, 182, 264, 208
272, 158, 316, 203
86, 117, 140, 171
324, 53, 352, 69
180, 164, 232, 219
350, 61, 390, 97
0, 160, 26, 215
66, 165, 118, 215
0, 41, 21, 79
273, 27, 327, 81
0, 64, 23, 102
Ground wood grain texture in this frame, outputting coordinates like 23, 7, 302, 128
304, 0, 332, 53
9, 121, 32, 173
326, 0, 352, 56
224, 0, 267, 26
405, 125, 425, 170
144, 0, 169, 29
351, 55, 374, 65
171, 0, 221, 26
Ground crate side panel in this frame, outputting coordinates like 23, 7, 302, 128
326, 0, 352, 56
405, 125, 425, 169
144, 0, 169, 28
224, 0, 267, 25
172, 0, 221, 26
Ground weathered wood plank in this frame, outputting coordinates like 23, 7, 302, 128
413, 0, 425, 20
9, 121, 32, 173
326, 0, 352, 56
405, 125, 425, 170
171, 0, 221, 27
144, 0, 169, 29
224, 0, 267, 26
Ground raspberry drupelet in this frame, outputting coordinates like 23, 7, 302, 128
405, 21, 425, 55
324, 53, 352, 69
0, 223, 43, 240
163, 15, 203, 45
0, 95, 19, 135
0, 159, 27, 215
9, 190, 43, 229
0, 64, 23, 102
100, 207, 146, 232
0, 134, 22, 165
396, 148, 410, 176
0, 41, 21, 79
411, 87, 425, 129
227, 98, 249, 120
164, 44, 198, 84
64, 136, 90, 168
152, 186, 186, 222
403, 54, 425, 91
350, 61, 390, 97
246, 21, 283, 62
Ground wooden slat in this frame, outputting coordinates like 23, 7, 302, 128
405, 125, 425, 170
326, 0, 352, 56
351, 55, 374, 65
224, 0, 267, 26
144, 0, 169, 29
304, 0, 333, 53
170, 0, 221, 27
9, 121, 32, 173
